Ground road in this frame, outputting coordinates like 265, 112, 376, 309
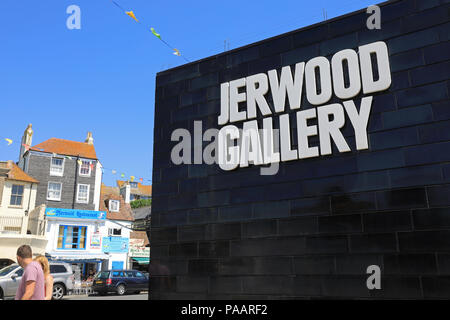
63, 292, 148, 300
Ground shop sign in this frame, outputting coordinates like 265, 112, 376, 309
46, 207, 106, 220
90, 232, 102, 249
129, 245, 150, 258
102, 236, 129, 253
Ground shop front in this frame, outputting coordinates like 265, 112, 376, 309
129, 239, 150, 271
45, 207, 109, 280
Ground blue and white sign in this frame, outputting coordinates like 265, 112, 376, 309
102, 237, 129, 253
45, 208, 106, 220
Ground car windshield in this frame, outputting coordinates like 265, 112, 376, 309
94, 271, 110, 279
0, 264, 19, 276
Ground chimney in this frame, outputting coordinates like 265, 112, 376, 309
120, 183, 131, 204
85, 132, 94, 145
18, 124, 33, 169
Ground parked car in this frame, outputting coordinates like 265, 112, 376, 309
0, 261, 74, 300
92, 269, 148, 295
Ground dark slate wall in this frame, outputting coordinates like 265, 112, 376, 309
149, 0, 450, 299
28, 152, 97, 210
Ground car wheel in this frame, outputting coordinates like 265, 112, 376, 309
134, 291, 140, 294
52, 283, 65, 300
116, 284, 126, 296
0, 288, 3, 300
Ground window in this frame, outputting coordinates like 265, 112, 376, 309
76, 184, 90, 204
79, 160, 91, 176
57, 225, 87, 249
112, 271, 124, 277
10, 185, 24, 206
109, 200, 120, 212
124, 271, 134, 278
50, 157, 64, 176
47, 182, 62, 201
130, 182, 138, 188
108, 228, 121, 236
135, 272, 144, 278
50, 265, 67, 274
94, 271, 110, 279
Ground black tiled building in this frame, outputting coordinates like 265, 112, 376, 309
149, 0, 450, 299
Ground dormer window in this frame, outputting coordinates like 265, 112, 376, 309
79, 160, 92, 176
109, 200, 120, 212
50, 157, 64, 176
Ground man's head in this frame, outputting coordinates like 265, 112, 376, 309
16, 245, 32, 267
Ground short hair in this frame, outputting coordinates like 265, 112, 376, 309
17, 245, 32, 259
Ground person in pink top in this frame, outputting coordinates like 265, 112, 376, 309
14, 245, 45, 300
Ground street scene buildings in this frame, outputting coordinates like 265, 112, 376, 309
0, 124, 151, 291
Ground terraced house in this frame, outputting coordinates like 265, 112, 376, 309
17, 125, 110, 281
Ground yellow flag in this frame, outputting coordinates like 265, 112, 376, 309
77, 159, 82, 166
5, 138, 12, 145
173, 48, 181, 56
130, 176, 135, 182
126, 11, 138, 22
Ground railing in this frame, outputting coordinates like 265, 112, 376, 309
132, 218, 151, 231
0, 216, 24, 234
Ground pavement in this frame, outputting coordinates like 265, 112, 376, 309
63, 292, 148, 300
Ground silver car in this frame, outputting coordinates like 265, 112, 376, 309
0, 262, 74, 300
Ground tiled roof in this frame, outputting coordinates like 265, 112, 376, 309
31, 138, 98, 159
130, 231, 149, 247
0, 161, 39, 183
101, 183, 120, 196
116, 180, 152, 196
100, 185, 134, 221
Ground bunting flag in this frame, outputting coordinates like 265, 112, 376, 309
139, 178, 143, 183
121, 173, 125, 178
173, 48, 181, 56
150, 27, 161, 39
90, 163, 94, 170
109, 1, 189, 62
66, 156, 73, 160
52, 153, 57, 157
5, 138, 12, 145
112, 170, 117, 175
130, 176, 135, 182
22, 143, 30, 151
125, 11, 138, 22
77, 159, 83, 166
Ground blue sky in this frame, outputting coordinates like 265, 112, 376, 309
0, 0, 374, 186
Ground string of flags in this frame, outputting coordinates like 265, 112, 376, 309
110, 0, 187, 61
2, 139, 152, 184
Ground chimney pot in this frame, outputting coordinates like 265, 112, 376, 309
85, 132, 94, 145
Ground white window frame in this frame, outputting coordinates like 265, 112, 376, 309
129, 182, 138, 188
109, 200, 120, 212
76, 184, 90, 204
47, 182, 62, 201
78, 160, 92, 177
50, 157, 65, 177
10, 184, 25, 207
108, 228, 122, 236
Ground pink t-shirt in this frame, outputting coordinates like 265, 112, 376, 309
15, 261, 45, 300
